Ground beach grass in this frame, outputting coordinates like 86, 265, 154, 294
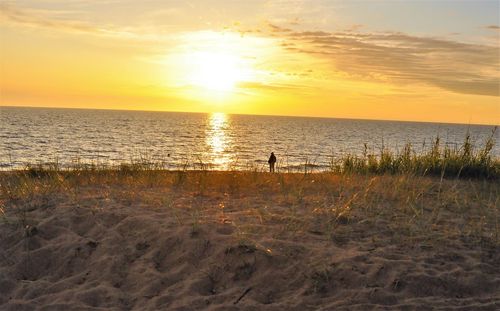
330, 127, 499, 179
2, 167, 499, 247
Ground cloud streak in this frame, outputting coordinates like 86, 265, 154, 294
0, 3, 102, 34
237, 81, 306, 91
0, 3, 161, 40
275, 27, 500, 96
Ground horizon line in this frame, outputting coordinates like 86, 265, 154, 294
1, 104, 498, 127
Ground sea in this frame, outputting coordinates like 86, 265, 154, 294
1, 106, 498, 171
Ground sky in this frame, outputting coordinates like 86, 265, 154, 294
0, 0, 499, 125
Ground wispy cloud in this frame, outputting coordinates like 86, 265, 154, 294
0, 3, 162, 40
266, 22, 292, 33
0, 3, 101, 34
237, 81, 306, 91
271, 26, 500, 97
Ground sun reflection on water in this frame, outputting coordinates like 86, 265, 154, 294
206, 112, 233, 169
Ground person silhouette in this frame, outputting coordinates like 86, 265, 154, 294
268, 152, 276, 172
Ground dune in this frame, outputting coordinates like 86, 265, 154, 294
0, 171, 499, 310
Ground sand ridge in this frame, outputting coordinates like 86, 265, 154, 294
0, 172, 499, 310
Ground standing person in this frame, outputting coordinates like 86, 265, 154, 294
268, 152, 277, 172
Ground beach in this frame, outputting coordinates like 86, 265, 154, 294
1, 170, 499, 310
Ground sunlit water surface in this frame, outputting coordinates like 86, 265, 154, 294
1, 107, 498, 171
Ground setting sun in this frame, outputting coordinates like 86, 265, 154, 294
160, 31, 280, 105
186, 51, 241, 92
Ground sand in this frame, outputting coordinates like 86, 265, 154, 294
0, 171, 499, 310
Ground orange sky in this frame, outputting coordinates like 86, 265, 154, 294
1, 1, 499, 125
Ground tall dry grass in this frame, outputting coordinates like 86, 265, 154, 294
331, 127, 499, 179
0, 167, 498, 248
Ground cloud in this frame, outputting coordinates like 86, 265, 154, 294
237, 81, 306, 91
486, 25, 500, 30
0, 3, 157, 40
273, 26, 500, 96
266, 22, 292, 33
0, 3, 101, 34
344, 24, 363, 32
290, 30, 330, 37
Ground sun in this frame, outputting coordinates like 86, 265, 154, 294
188, 51, 241, 92
163, 31, 278, 100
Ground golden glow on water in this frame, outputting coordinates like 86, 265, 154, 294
206, 112, 233, 169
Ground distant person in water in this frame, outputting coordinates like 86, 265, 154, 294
268, 152, 277, 172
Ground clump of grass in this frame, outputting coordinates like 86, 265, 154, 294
334, 127, 499, 179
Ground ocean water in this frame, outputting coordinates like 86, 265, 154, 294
1, 106, 498, 171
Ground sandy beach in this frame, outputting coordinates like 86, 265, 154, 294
0, 171, 499, 310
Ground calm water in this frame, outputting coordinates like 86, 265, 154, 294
1, 107, 498, 171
